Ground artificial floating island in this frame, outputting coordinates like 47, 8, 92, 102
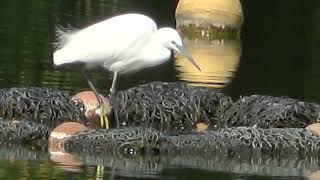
0, 82, 320, 158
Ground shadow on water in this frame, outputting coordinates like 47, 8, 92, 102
1, 0, 320, 179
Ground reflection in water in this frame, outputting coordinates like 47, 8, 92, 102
38, 146, 320, 179
175, 38, 241, 88
49, 151, 84, 173
1, 143, 319, 179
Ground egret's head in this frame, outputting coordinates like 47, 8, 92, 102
156, 27, 201, 71
156, 27, 183, 51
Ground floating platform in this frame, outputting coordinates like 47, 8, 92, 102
0, 82, 319, 158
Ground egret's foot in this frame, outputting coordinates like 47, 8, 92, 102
109, 89, 116, 97
96, 165, 105, 178
99, 103, 109, 129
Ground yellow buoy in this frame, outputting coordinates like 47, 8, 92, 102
176, 0, 244, 29
175, 0, 243, 87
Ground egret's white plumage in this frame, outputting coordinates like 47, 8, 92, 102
54, 14, 157, 70
53, 13, 200, 93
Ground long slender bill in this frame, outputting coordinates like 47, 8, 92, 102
176, 45, 201, 71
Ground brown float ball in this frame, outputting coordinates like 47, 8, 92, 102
306, 123, 320, 136
72, 91, 111, 122
48, 122, 89, 152
48, 122, 87, 173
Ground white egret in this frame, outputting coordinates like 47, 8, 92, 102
53, 13, 201, 128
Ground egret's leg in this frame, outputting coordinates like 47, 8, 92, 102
110, 71, 118, 95
110, 71, 119, 128
81, 69, 109, 129
81, 69, 101, 101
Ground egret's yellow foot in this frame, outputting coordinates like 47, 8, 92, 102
100, 103, 109, 129
96, 165, 104, 179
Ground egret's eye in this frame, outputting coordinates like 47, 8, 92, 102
171, 41, 176, 45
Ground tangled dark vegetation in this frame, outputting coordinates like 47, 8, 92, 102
66, 126, 320, 157
0, 82, 320, 156
221, 95, 320, 128
0, 87, 86, 127
112, 82, 232, 132
0, 118, 50, 143
112, 82, 320, 131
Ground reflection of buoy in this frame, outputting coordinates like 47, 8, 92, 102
176, 0, 243, 29
48, 122, 89, 152
50, 151, 84, 173
48, 122, 89, 173
175, 38, 241, 88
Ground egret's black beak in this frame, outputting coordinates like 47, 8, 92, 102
176, 45, 201, 71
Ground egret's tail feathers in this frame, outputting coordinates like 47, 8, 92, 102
53, 25, 78, 50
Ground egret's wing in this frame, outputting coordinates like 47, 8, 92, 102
61, 14, 157, 65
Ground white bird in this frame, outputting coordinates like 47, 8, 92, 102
53, 13, 201, 127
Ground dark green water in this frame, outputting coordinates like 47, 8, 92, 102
0, 0, 320, 179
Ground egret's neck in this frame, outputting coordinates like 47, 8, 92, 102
139, 33, 171, 65
153, 30, 170, 49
